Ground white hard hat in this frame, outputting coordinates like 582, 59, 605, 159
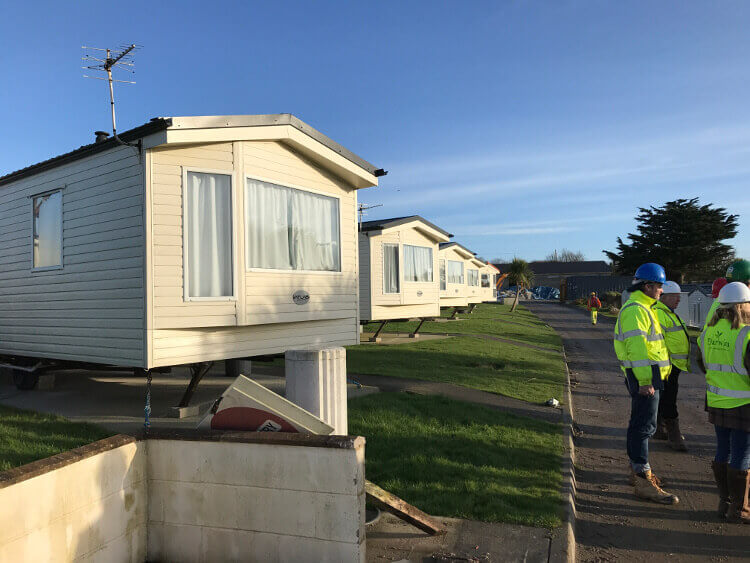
718, 281, 750, 305
661, 281, 681, 294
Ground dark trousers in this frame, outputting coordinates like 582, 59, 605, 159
715, 425, 750, 470
624, 369, 662, 472
658, 368, 680, 420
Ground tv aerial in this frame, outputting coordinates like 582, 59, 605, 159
82, 43, 141, 150
358, 203, 383, 230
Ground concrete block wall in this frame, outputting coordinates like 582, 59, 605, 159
146, 436, 366, 562
0, 438, 147, 562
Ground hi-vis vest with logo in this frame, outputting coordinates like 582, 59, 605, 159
698, 319, 750, 409
614, 291, 671, 385
655, 301, 690, 372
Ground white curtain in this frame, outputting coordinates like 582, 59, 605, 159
246, 179, 340, 271
186, 172, 233, 298
468, 269, 479, 286
439, 259, 446, 290
33, 191, 62, 268
383, 244, 400, 293
404, 245, 433, 282
447, 260, 464, 284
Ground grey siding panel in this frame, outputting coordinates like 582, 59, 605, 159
0, 145, 145, 367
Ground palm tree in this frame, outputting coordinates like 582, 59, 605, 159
507, 258, 535, 312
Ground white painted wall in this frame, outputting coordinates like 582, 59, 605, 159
0, 441, 147, 562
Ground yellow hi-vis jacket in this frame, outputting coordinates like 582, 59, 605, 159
614, 290, 671, 386
698, 318, 750, 409
654, 301, 690, 372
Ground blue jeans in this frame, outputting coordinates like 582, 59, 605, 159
715, 425, 750, 470
624, 369, 663, 473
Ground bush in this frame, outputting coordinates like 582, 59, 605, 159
601, 291, 621, 307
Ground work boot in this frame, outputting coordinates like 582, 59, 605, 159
726, 467, 750, 524
711, 461, 731, 518
633, 470, 679, 504
628, 466, 665, 487
664, 418, 688, 451
652, 416, 668, 440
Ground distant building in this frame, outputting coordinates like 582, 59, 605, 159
492, 260, 611, 289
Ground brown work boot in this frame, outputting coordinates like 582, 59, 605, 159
633, 470, 679, 504
629, 466, 665, 487
664, 418, 688, 451
652, 417, 668, 440
726, 467, 750, 524
711, 461, 731, 518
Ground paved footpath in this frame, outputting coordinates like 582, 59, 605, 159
526, 302, 750, 563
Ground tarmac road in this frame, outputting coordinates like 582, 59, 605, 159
525, 302, 750, 563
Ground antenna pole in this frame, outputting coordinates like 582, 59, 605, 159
106, 49, 118, 137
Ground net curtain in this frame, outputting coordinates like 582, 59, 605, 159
186, 172, 233, 298
404, 245, 433, 282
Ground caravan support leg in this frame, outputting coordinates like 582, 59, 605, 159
369, 321, 388, 342
178, 362, 214, 408
449, 307, 459, 319
409, 318, 427, 338
467, 303, 477, 314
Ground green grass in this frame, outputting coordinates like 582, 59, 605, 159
347, 334, 565, 404
575, 303, 617, 318
349, 393, 563, 527
0, 406, 113, 472
365, 303, 562, 351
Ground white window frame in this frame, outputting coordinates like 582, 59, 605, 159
244, 175, 343, 276
382, 243, 401, 294
447, 260, 464, 285
30, 187, 64, 273
182, 167, 237, 302
403, 244, 434, 283
468, 269, 479, 286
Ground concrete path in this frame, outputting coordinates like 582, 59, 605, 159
526, 302, 750, 563
350, 372, 563, 424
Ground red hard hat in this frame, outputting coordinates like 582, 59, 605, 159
712, 277, 728, 298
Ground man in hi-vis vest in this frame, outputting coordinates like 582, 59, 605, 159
652, 281, 690, 451
614, 263, 679, 504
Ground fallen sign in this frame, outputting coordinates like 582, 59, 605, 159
198, 375, 334, 434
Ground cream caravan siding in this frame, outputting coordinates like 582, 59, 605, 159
438, 246, 470, 307
467, 261, 483, 304
362, 226, 440, 321
148, 141, 359, 367
358, 234, 372, 321
0, 146, 145, 366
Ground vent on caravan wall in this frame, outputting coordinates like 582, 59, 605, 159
94, 131, 110, 143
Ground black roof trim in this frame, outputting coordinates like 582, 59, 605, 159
359, 215, 453, 238
439, 241, 476, 256
0, 118, 172, 187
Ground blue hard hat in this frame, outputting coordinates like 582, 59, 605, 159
634, 263, 666, 284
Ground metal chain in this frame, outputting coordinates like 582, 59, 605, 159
144, 370, 152, 429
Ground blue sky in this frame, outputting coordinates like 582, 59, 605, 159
1, 1, 749, 263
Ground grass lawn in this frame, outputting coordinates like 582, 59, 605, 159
349, 393, 563, 528
0, 406, 113, 472
347, 334, 566, 404
365, 303, 562, 352
575, 303, 618, 318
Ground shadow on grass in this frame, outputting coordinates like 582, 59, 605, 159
350, 393, 563, 528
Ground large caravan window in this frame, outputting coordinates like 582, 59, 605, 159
447, 260, 464, 284
32, 190, 62, 269
245, 179, 340, 272
185, 171, 233, 298
439, 260, 446, 290
383, 243, 400, 294
481, 273, 491, 288
468, 269, 479, 286
404, 245, 433, 282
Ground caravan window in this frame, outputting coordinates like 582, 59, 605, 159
481, 273, 490, 288
383, 244, 400, 294
32, 190, 63, 270
439, 260, 446, 290
404, 245, 433, 282
245, 178, 341, 272
447, 260, 464, 284
184, 171, 234, 299
468, 269, 479, 286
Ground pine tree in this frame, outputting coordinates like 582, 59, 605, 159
604, 198, 737, 283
